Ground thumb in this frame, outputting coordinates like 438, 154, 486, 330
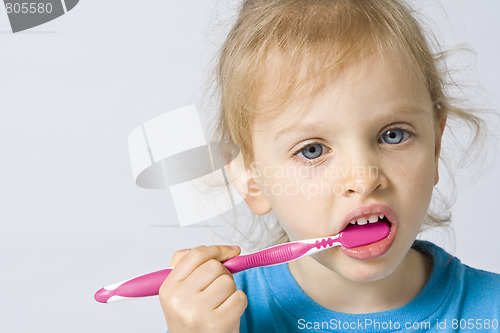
216, 245, 241, 262
168, 248, 191, 267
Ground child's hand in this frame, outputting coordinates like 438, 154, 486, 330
159, 245, 248, 333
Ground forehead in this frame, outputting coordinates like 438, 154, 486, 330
253, 49, 431, 131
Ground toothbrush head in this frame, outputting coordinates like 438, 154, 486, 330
338, 221, 390, 248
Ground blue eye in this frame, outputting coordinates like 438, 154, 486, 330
299, 143, 324, 160
379, 128, 410, 145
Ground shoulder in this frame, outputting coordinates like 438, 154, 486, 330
415, 240, 500, 286
463, 263, 500, 283
462, 264, 500, 298
414, 240, 500, 314
458, 263, 500, 320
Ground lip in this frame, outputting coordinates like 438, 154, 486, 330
338, 204, 399, 260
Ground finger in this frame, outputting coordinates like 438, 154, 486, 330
215, 289, 248, 317
169, 245, 240, 282
201, 273, 237, 309
183, 258, 231, 292
169, 248, 191, 267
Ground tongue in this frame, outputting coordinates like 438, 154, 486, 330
338, 221, 390, 248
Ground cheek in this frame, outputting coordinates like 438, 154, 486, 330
388, 148, 437, 214
260, 169, 335, 238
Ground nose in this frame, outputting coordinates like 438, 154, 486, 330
340, 153, 387, 198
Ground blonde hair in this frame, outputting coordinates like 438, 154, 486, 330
212, 0, 484, 245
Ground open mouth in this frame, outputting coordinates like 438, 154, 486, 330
339, 207, 397, 260
344, 215, 391, 230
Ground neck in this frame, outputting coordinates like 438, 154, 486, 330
288, 248, 432, 313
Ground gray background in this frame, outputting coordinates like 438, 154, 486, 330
0, 1, 499, 332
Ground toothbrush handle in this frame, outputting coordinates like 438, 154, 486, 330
94, 268, 174, 303
95, 242, 314, 303
222, 241, 312, 274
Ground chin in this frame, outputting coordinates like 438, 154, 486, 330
342, 263, 393, 283
324, 251, 399, 283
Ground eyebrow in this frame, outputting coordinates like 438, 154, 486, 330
273, 104, 430, 142
274, 124, 322, 142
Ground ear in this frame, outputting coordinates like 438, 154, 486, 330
434, 115, 447, 186
244, 172, 272, 215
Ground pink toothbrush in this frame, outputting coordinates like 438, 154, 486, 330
94, 222, 390, 304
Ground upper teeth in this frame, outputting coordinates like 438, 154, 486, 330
349, 214, 385, 225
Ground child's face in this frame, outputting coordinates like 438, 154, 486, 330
246, 51, 445, 282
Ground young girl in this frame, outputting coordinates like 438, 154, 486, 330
159, 0, 500, 332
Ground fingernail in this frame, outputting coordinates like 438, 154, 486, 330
229, 245, 240, 251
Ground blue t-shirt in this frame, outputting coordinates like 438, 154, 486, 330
234, 240, 500, 332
